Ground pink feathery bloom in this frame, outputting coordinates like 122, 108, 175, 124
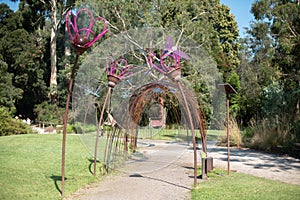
66, 8, 109, 55
161, 36, 189, 69
147, 36, 189, 75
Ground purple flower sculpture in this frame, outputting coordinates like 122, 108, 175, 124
62, 9, 109, 196
106, 58, 134, 88
66, 8, 109, 55
93, 57, 133, 172
147, 36, 189, 80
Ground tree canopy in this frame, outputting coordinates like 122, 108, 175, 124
1, 0, 299, 154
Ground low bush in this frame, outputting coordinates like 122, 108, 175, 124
77, 123, 97, 133
0, 107, 31, 136
291, 120, 300, 143
66, 124, 77, 134
55, 123, 97, 134
34, 101, 65, 125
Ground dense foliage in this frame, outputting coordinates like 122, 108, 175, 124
237, 0, 300, 153
0, 0, 240, 124
0, 107, 31, 136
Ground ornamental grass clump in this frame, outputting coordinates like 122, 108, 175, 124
218, 118, 242, 147
249, 117, 290, 152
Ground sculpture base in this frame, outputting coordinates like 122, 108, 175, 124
107, 75, 120, 88
166, 67, 181, 81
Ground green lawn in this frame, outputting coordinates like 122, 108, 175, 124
192, 168, 300, 200
0, 134, 100, 200
137, 127, 224, 142
2, 131, 299, 200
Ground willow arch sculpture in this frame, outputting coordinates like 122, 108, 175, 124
103, 80, 207, 186
73, 27, 225, 189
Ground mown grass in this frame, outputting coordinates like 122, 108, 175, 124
137, 127, 223, 142
192, 168, 300, 200
3, 130, 297, 200
0, 134, 102, 200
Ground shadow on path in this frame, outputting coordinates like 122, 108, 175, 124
129, 173, 191, 190
209, 147, 300, 171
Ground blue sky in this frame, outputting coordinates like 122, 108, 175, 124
220, 0, 256, 37
1, 0, 18, 10
2, 0, 255, 37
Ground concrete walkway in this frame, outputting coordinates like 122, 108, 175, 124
208, 142, 300, 185
66, 140, 300, 200
67, 140, 195, 200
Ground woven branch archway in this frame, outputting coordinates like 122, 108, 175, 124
103, 80, 207, 184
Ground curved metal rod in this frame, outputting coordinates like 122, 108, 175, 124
94, 87, 112, 175
176, 80, 198, 187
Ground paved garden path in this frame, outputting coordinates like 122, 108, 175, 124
208, 141, 300, 185
66, 140, 300, 200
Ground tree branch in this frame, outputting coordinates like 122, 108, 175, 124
114, 7, 127, 32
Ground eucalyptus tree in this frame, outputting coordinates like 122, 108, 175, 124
250, 0, 300, 120
240, 0, 300, 147
18, 0, 74, 102
237, 20, 277, 124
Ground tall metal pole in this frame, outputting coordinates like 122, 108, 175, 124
218, 83, 237, 177
62, 54, 79, 197
226, 95, 230, 176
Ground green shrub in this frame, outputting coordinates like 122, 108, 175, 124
241, 126, 254, 147
74, 122, 97, 134
66, 124, 77, 134
291, 120, 300, 143
34, 101, 65, 125
0, 107, 31, 136
56, 123, 97, 134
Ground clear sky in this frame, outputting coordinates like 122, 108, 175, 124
2, 0, 255, 37
0, 0, 18, 11
220, 0, 256, 37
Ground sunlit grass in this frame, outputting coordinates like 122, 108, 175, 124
192, 168, 300, 200
0, 134, 102, 200
1, 132, 299, 199
137, 127, 223, 141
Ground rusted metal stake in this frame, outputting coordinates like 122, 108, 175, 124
177, 81, 198, 187
226, 96, 230, 176
218, 83, 237, 177
94, 87, 112, 176
62, 54, 79, 197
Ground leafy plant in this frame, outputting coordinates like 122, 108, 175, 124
34, 101, 65, 125
0, 107, 31, 136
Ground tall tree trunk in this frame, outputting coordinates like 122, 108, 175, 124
50, 0, 58, 102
